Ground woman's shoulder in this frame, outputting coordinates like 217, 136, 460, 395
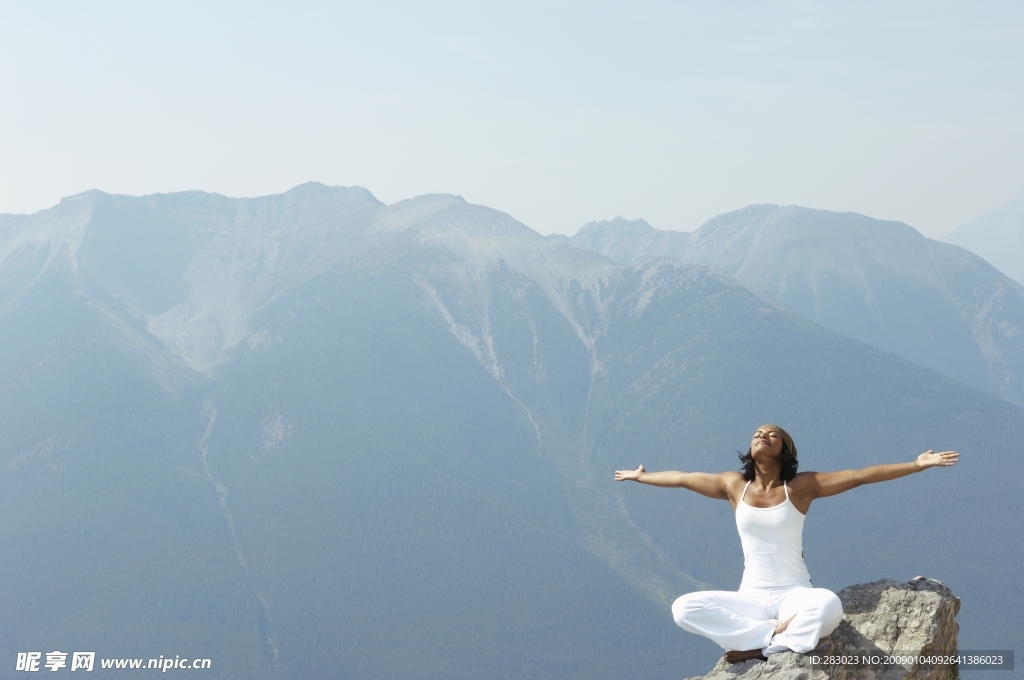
788, 471, 820, 491
721, 470, 747, 491
717, 470, 747, 507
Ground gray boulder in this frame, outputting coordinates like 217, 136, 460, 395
686, 577, 960, 680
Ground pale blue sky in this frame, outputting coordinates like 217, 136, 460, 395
2, 1, 1022, 237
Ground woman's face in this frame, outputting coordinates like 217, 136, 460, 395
750, 427, 784, 461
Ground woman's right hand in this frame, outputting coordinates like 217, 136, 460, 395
614, 464, 645, 482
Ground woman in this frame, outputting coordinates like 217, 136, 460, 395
613, 424, 959, 663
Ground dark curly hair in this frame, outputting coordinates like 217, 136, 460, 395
738, 443, 799, 482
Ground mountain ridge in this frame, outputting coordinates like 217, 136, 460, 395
943, 186, 1024, 285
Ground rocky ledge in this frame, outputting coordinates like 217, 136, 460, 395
686, 577, 960, 680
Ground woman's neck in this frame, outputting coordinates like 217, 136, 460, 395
752, 464, 783, 490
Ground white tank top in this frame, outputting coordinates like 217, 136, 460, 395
735, 480, 812, 588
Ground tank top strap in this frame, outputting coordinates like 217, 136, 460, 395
784, 480, 790, 501
740, 481, 751, 501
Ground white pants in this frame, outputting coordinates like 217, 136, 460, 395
671, 583, 843, 656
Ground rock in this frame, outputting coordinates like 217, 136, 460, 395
686, 577, 960, 680
686, 651, 827, 680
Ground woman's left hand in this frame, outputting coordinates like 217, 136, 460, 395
916, 450, 959, 469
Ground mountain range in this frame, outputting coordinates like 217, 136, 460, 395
552, 206, 1024, 407
2, 184, 1022, 679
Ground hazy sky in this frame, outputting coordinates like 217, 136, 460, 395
2, 1, 1022, 237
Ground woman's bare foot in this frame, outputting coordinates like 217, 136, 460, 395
723, 649, 767, 664
774, 613, 797, 635
722, 615, 799, 664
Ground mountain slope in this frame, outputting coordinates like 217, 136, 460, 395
943, 186, 1024, 285
684, 205, 1024, 405
0, 183, 385, 375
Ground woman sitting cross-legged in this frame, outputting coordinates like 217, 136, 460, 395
614, 424, 958, 663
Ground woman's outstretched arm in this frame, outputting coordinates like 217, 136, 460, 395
614, 465, 736, 500
799, 450, 959, 499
